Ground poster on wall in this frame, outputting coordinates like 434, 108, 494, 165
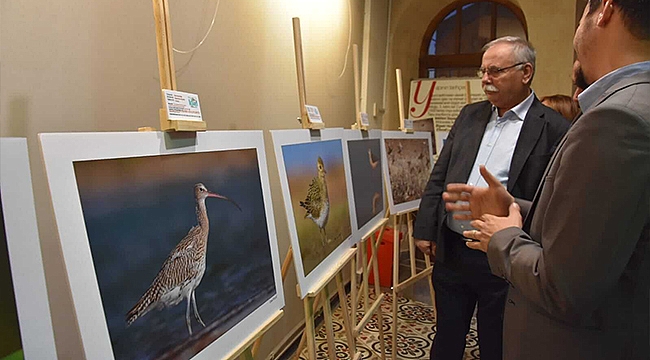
409, 78, 486, 159
39, 131, 284, 360
271, 129, 356, 298
343, 129, 385, 238
381, 131, 434, 214
0, 138, 57, 360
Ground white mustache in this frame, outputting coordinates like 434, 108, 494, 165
483, 84, 499, 93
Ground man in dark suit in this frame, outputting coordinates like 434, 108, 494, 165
413, 36, 570, 360
445, 1, 649, 359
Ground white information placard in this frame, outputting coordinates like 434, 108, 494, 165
163, 89, 203, 121
305, 105, 324, 124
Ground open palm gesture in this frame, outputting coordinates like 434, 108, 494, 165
443, 165, 514, 220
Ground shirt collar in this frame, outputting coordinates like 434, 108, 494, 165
578, 61, 650, 112
491, 90, 535, 121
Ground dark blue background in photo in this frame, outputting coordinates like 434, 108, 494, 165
74, 149, 276, 360
347, 139, 384, 229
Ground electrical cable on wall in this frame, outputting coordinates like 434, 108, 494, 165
337, 0, 353, 78
173, 0, 221, 54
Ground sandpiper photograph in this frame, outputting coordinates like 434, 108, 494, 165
73, 148, 276, 360
281, 139, 352, 277
347, 138, 384, 230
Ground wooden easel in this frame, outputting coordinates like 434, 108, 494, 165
288, 17, 357, 360
346, 43, 387, 360
386, 69, 436, 360
149, 3, 280, 359
151, 0, 207, 131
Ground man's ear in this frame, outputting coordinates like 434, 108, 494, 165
521, 63, 534, 84
597, 0, 615, 26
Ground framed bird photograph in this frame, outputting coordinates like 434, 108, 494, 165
0, 138, 57, 360
271, 129, 356, 298
39, 131, 284, 360
381, 131, 434, 214
344, 129, 386, 237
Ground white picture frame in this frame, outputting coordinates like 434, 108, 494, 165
381, 131, 434, 214
271, 128, 357, 298
39, 131, 284, 360
0, 138, 57, 359
343, 129, 386, 238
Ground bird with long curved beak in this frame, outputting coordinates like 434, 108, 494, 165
126, 183, 241, 336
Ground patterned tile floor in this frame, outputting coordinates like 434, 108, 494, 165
296, 288, 480, 359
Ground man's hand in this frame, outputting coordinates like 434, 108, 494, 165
443, 165, 515, 220
464, 202, 523, 252
415, 239, 437, 259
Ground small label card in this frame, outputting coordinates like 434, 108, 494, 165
305, 105, 323, 124
163, 89, 203, 121
360, 112, 370, 127
403, 119, 414, 130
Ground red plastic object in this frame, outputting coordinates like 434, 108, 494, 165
367, 227, 402, 288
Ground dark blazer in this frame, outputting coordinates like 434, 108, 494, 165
413, 96, 570, 264
488, 71, 650, 359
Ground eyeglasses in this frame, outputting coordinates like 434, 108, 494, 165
477, 62, 526, 78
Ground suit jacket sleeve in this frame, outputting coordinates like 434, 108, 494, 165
487, 103, 650, 321
413, 106, 467, 242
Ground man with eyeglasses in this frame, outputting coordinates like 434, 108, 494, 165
413, 36, 570, 360
443, 0, 649, 359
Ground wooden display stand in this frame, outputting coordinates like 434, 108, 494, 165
151, 0, 207, 132
387, 68, 436, 360
389, 210, 435, 359
395, 69, 413, 134
148, 3, 275, 358
292, 17, 324, 131
349, 218, 388, 360
347, 43, 387, 359
286, 17, 357, 360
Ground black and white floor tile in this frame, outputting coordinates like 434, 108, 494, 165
298, 289, 480, 359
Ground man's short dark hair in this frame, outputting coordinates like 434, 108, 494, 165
588, 0, 650, 40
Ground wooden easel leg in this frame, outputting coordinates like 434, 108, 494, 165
351, 252, 358, 325
239, 348, 254, 360
303, 296, 317, 360
424, 253, 436, 312
391, 214, 400, 360
336, 273, 356, 357
322, 286, 337, 360
371, 228, 387, 360
407, 213, 417, 278
360, 238, 369, 311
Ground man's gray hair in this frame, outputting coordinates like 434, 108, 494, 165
482, 36, 536, 83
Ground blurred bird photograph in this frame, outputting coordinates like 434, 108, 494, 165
281, 139, 352, 277
383, 138, 432, 205
347, 138, 384, 229
73, 149, 276, 360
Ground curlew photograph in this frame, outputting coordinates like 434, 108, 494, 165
281, 139, 352, 278
40, 131, 283, 360
346, 137, 384, 231
73, 150, 274, 359
382, 131, 433, 214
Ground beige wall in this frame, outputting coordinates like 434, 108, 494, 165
385, 0, 578, 129
1, 0, 577, 358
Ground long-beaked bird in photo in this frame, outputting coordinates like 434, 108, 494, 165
126, 183, 241, 336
